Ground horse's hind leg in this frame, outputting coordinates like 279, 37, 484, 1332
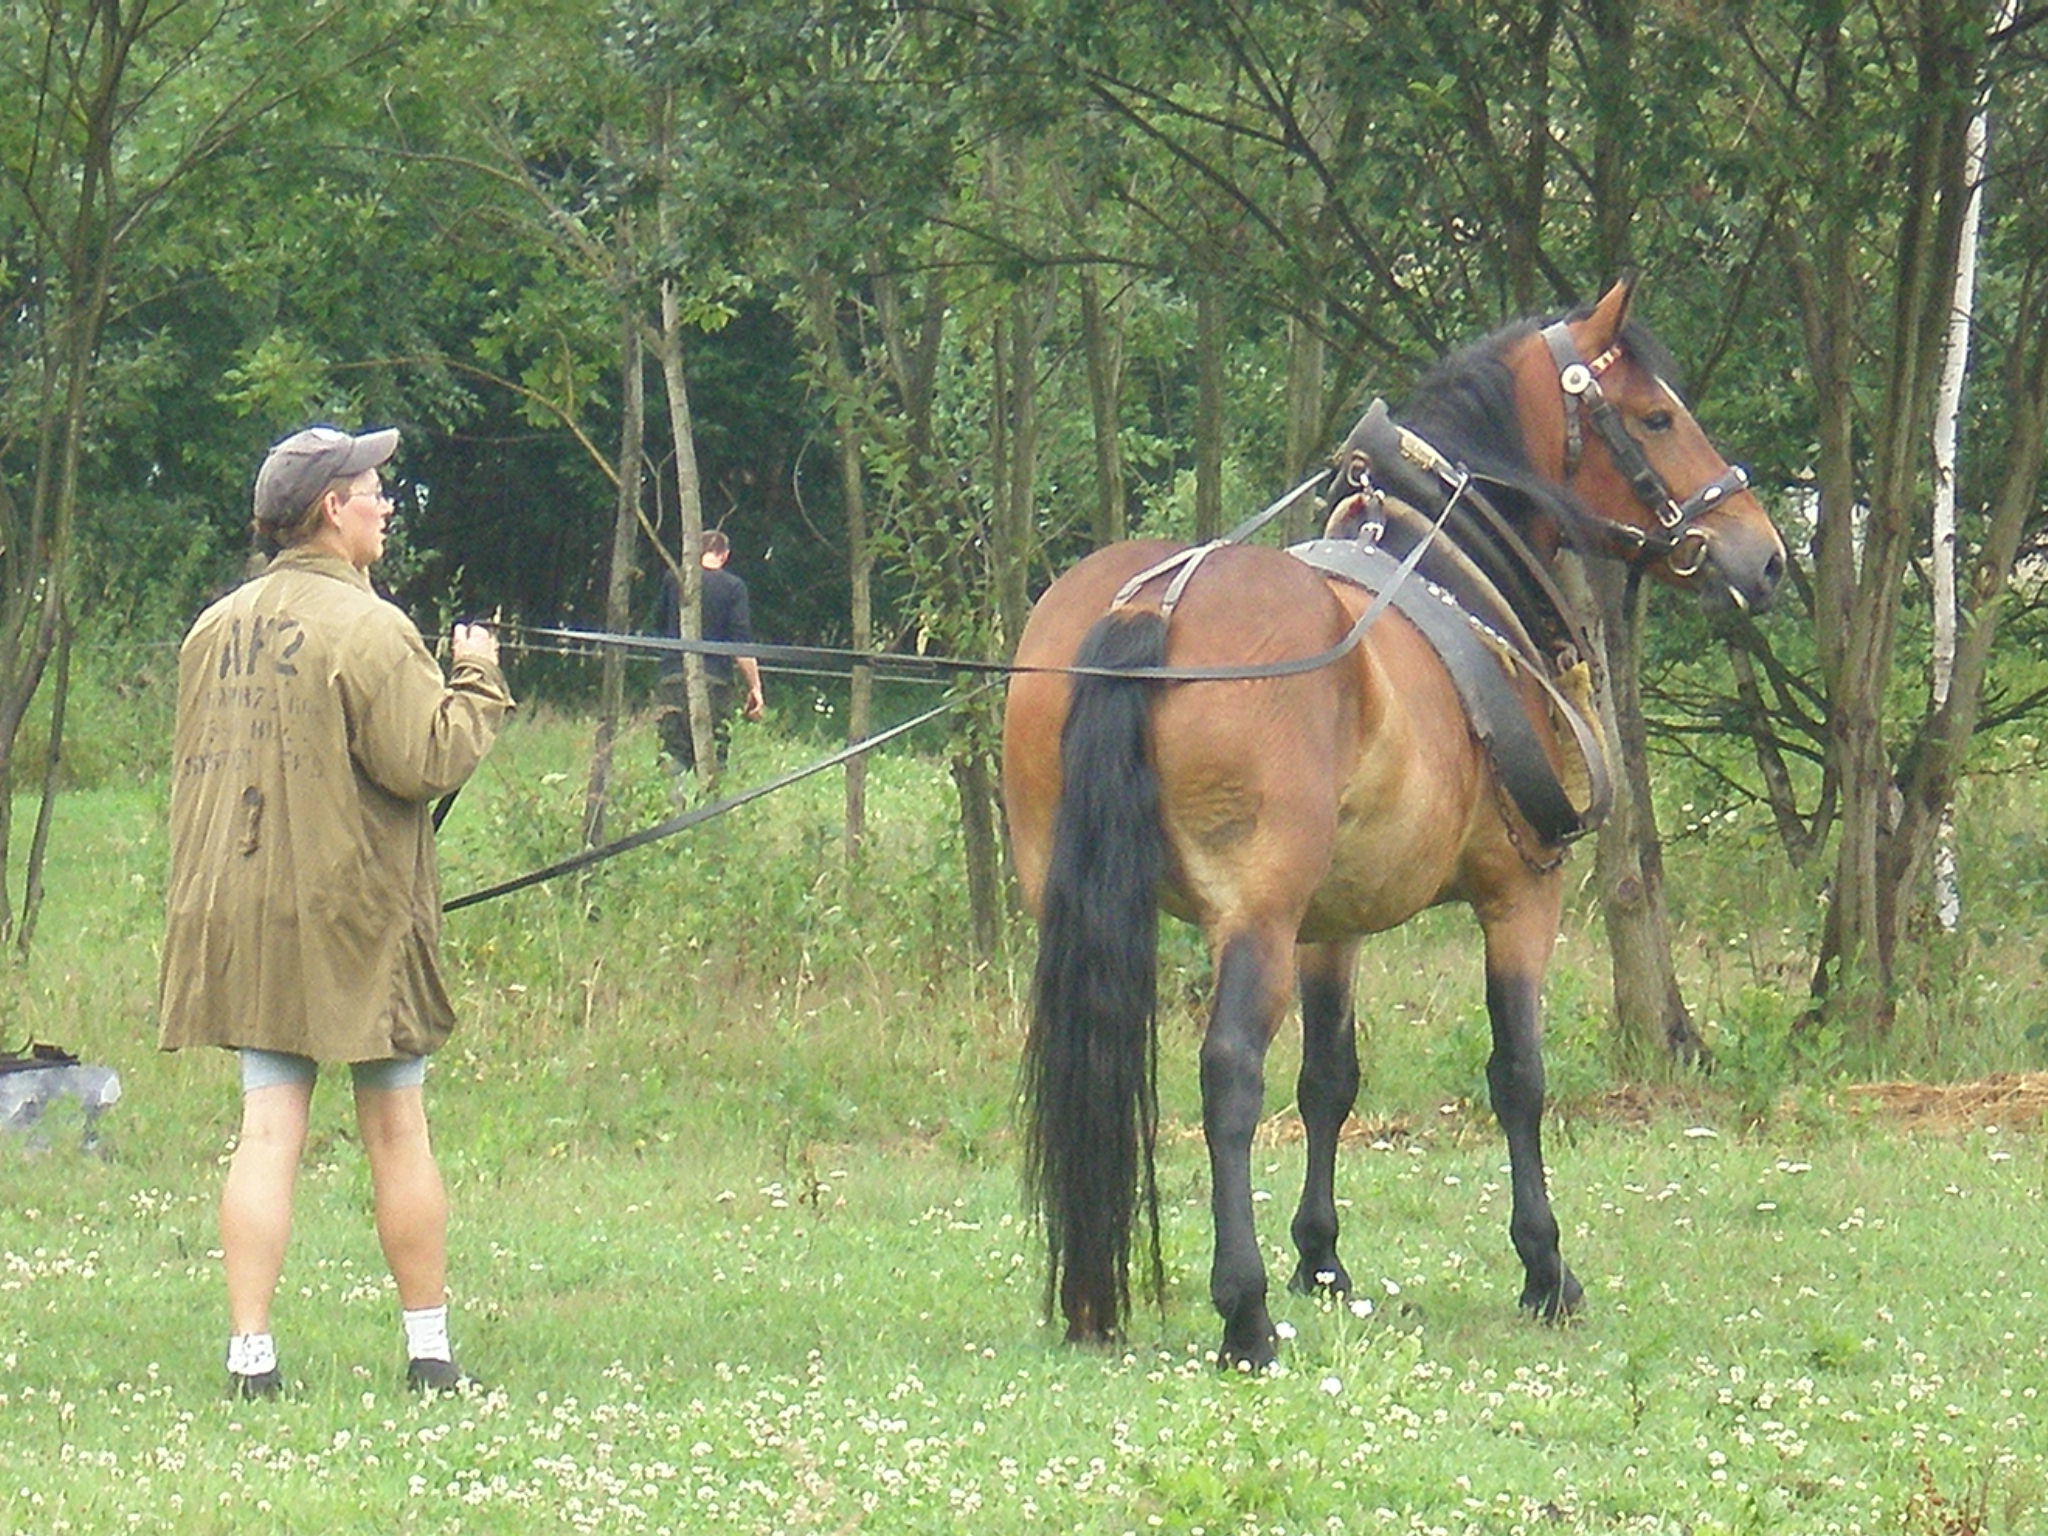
1482, 892, 1583, 1321
1201, 927, 1295, 1370
1288, 939, 1361, 1298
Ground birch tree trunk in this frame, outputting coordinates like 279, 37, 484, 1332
1925, 1, 2008, 934
1800, 8, 1981, 1032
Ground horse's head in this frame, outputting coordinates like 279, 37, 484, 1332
1517, 276, 1787, 614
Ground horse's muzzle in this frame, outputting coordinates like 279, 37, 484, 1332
1681, 502, 1786, 616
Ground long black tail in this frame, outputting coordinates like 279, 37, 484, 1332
1020, 609, 1168, 1343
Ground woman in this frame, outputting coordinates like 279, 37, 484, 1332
159, 425, 511, 1398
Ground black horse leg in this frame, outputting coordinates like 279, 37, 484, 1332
1202, 931, 1288, 1368
1483, 952, 1583, 1321
1289, 939, 1361, 1298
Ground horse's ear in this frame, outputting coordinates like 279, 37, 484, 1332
1583, 273, 1638, 350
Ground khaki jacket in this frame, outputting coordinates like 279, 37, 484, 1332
158, 549, 512, 1062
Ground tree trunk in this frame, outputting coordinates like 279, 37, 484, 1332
1925, 6, 2006, 933
1, 233, 104, 946
995, 274, 1055, 655
1798, 12, 1980, 1034
1281, 57, 1335, 542
1570, 559, 1705, 1067
651, 282, 712, 790
16, 605, 71, 956
644, 87, 714, 792
584, 304, 644, 845
1282, 311, 1327, 542
798, 273, 875, 859
952, 743, 1001, 961
1194, 276, 1224, 542
1583, 0, 1633, 284
1076, 262, 1129, 550
1886, 281, 2048, 953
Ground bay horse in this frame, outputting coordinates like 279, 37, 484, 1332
1001, 277, 1786, 1370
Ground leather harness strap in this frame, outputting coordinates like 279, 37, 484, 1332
1095, 312, 1776, 848
1291, 538, 1611, 848
1539, 320, 1751, 571
1111, 540, 1226, 618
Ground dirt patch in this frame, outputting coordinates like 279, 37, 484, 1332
1219, 1074, 2048, 1145
1574, 1076, 2048, 1133
1547, 1075, 2048, 1134
1837, 1072, 2048, 1132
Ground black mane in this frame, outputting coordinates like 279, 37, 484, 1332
1391, 308, 1679, 540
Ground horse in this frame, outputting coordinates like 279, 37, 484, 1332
1001, 276, 1787, 1370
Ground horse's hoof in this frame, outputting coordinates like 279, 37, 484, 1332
1519, 1266, 1584, 1324
1217, 1337, 1279, 1373
1287, 1260, 1352, 1299
1217, 1309, 1280, 1372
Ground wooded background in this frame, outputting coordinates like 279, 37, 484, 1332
6, 0, 2047, 1052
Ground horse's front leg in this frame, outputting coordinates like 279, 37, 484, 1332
1201, 928, 1295, 1369
1288, 938, 1361, 1299
1481, 888, 1583, 1321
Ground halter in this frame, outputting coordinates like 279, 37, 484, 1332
1538, 321, 1750, 577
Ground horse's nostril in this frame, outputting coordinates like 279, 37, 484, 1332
1763, 551, 1785, 590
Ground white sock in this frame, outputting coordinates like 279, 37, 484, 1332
402, 1304, 451, 1363
227, 1332, 278, 1376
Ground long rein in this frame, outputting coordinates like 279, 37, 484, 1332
452, 342, 1701, 912
444, 466, 1490, 911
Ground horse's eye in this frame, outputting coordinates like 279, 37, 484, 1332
1642, 410, 1674, 433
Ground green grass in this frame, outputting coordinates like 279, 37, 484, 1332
8, 1105, 2046, 1533
4, 700, 2047, 1533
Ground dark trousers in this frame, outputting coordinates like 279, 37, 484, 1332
655, 672, 736, 772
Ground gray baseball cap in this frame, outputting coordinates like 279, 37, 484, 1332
252, 425, 400, 528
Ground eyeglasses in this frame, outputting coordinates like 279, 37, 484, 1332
347, 484, 393, 507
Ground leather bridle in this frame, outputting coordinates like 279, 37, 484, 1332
1538, 321, 1750, 579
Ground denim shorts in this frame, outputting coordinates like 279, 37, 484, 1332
237, 1048, 427, 1094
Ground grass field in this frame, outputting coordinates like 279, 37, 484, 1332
3, 698, 2045, 1534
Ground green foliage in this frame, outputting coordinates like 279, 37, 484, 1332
219, 332, 347, 425
1708, 985, 1841, 1129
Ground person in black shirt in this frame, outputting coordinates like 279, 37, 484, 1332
655, 529, 764, 772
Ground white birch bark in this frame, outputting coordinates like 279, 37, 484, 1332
1927, 0, 2012, 931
